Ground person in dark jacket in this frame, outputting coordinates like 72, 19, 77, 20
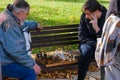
0, 0, 41, 80
77, 0, 107, 80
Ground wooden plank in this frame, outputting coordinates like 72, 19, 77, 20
45, 60, 78, 67
36, 58, 78, 68
31, 33, 78, 39
35, 24, 79, 30
31, 28, 78, 35
32, 41, 79, 48
38, 62, 78, 72
32, 37, 78, 43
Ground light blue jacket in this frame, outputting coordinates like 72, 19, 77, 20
0, 9, 38, 68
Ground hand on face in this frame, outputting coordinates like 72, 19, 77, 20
90, 14, 100, 33
90, 14, 98, 24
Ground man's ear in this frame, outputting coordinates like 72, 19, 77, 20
93, 10, 98, 16
95, 10, 99, 14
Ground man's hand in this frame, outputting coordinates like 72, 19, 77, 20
33, 64, 41, 75
90, 15, 100, 33
37, 23, 43, 30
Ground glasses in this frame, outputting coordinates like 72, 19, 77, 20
21, 9, 29, 15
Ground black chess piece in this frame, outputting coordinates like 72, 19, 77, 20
37, 51, 42, 59
44, 53, 48, 64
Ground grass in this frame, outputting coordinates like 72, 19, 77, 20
32, 44, 79, 53
0, 0, 109, 26
0, 0, 109, 52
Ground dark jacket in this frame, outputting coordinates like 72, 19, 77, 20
78, 6, 107, 48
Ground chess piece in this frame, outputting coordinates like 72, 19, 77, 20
55, 48, 65, 60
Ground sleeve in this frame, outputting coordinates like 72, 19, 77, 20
78, 13, 96, 47
23, 20, 38, 30
3, 23, 35, 68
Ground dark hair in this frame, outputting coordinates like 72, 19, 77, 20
82, 0, 102, 12
7, 0, 30, 12
13, 0, 30, 9
7, 4, 13, 12
117, 0, 120, 17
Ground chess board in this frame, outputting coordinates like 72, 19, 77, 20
36, 58, 78, 68
36, 51, 79, 68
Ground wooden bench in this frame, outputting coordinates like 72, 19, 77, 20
31, 24, 79, 48
31, 24, 79, 71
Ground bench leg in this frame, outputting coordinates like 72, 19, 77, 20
100, 66, 105, 80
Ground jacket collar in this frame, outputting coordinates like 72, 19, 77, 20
5, 9, 21, 25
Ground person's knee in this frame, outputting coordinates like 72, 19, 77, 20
23, 68, 36, 80
26, 68, 36, 77
79, 44, 92, 56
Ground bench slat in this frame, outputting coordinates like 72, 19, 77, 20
31, 28, 78, 35
32, 40, 79, 48
40, 24, 79, 30
32, 37, 78, 43
32, 33, 78, 39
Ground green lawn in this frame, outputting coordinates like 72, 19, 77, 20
0, 0, 109, 26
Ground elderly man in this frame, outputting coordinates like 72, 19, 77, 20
0, 0, 41, 80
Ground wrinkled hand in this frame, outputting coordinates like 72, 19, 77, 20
37, 23, 43, 30
90, 15, 100, 33
33, 64, 41, 75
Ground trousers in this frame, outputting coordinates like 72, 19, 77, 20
2, 62, 36, 80
77, 44, 95, 80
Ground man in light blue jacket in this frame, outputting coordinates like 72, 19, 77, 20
0, 0, 41, 80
